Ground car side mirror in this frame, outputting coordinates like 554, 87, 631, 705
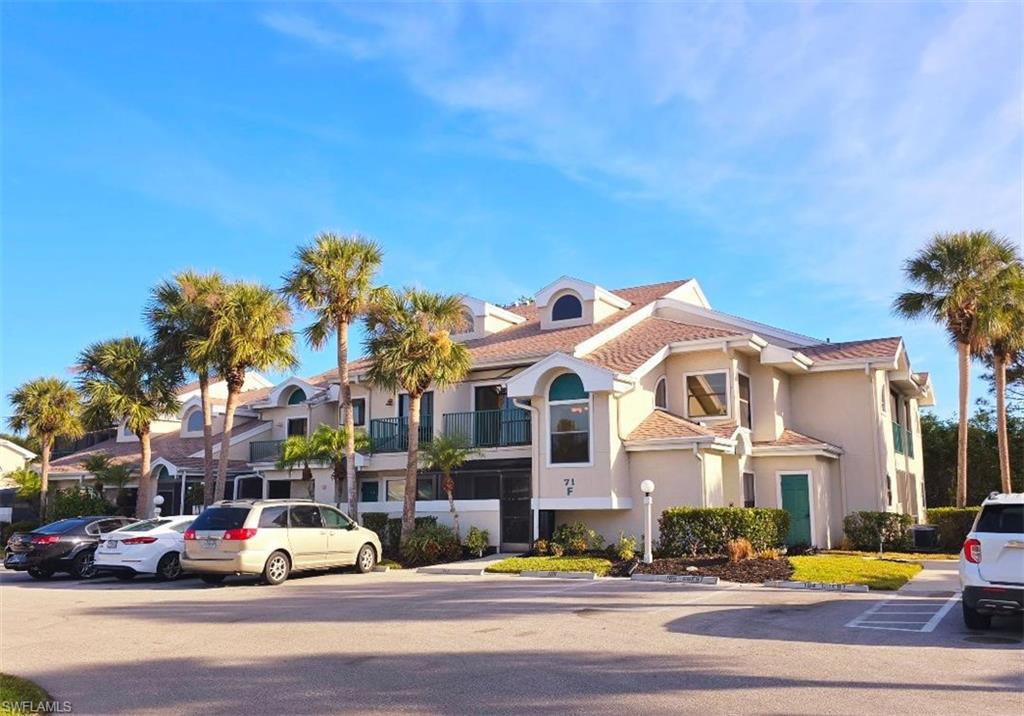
347, 522, 359, 531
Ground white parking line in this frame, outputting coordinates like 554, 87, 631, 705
846, 594, 960, 633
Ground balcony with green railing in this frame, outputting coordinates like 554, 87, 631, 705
249, 439, 285, 463
369, 416, 434, 453
891, 421, 904, 455
442, 408, 531, 448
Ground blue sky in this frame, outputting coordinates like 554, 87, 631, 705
2, 2, 1021, 422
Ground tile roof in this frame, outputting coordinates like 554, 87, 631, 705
49, 418, 268, 474
753, 428, 838, 449
627, 409, 718, 441
583, 317, 742, 374
797, 337, 901, 362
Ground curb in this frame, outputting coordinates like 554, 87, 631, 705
764, 580, 869, 593
520, 570, 596, 580
631, 574, 718, 585
416, 566, 486, 576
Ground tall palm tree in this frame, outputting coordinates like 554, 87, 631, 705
77, 337, 181, 518
893, 230, 1020, 507
209, 282, 297, 502
308, 423, 372, 504
282, 232, 382, 520
6, 377, 84, 519
364, 288, 471, 540
146, 271, 227, 503
420, 433, 481, 539
978, 262, 1024, 493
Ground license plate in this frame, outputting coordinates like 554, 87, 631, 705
203, 539, 217, 549
107, 540, 118, 548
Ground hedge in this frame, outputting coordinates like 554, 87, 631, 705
842, 511, 913, 552
400, 524, 461, 566
658, 507, 789, 557
360, 513, 437, 557
926, 507, 979, 552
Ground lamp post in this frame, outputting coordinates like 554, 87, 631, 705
641, 479, 655, 564
153, 494, 164, 518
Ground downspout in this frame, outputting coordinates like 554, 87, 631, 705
867, 364, 886, 512
513, 397, 541, 543
692, 444, 707, 508
180, 469, 187, 515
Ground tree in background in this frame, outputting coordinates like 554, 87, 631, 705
6, 377, 84, 519
7, 467, 41, 500
282, 232, 382, 521
364, 288, 471, 541
146, 271, 227, 504
82, 453, 113, 493
209, 282, 297, 502
420, 433, 481, 539
309, 424, 372, 506
893, 230, 1020, 507
77, 337, 181, 518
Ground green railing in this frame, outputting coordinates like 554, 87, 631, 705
442, 408, 531, 448
369, 416, 433, 453
891, 421, 904, 455
250, 440, 285, 463
905, 429, 914, 458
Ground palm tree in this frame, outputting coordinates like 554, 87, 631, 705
77, 337, 181, 518
82, 453, 113, 493
7, 467, 41, 500
146, 271, 227, 503
276, 434, 319, 483
978, 262, 1024, 493
282, 232, 382, 521
101, 464, 136, 513
209, 282, 297, 502
308, 423, 372, 505
420, 433, 481, 539
364, 287, 471, 540
893, 230, 1020, 507
6, 377, 84, 519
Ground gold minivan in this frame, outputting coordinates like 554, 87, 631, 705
182, 499, 382, 585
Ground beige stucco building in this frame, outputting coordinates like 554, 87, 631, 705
49, 277, 933, 551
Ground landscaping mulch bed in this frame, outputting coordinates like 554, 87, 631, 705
612, 556, 794, 583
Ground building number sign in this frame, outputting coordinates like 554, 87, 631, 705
563, 478, 575, 496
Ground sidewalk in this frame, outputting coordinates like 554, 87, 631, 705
897, 559, 961, 597
416, 552, 514, 575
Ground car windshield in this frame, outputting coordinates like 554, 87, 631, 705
190, 507, 250, 531
34, 519, 88, 535
117, 519, 175, 533
976, 504, 1024, 534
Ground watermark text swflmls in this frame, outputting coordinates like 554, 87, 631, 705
1, 701, 73, 713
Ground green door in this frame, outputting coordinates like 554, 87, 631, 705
780, 474, 812, 546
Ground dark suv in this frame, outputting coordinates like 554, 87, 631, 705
4, 516, 137, 579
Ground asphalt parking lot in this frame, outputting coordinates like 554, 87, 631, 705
1, 568, 1021, 715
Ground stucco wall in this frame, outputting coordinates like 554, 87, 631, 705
749, 454, 839, 548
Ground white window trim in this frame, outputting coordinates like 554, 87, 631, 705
286, 416, 308, 438
654, 375, 668, 410
345, 397, 367, 427
683, 369, 732, 421
183, 408, 204, 436
545, 372, 594, 468
737, 371, 752, 430
775, 470, 816, 545
470, 380, 508, 412
549, 290, 586, 326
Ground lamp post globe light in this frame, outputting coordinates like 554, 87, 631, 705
640, 480, 655, 564
153, 494, 164, 517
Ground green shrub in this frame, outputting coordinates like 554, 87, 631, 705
548, 541, 565, 557
614, 531, 637, 561
361, 512, 388, 537
464, 526, 490, 557
48, 486, 116, 522
842, 511, 913, 552
658, 507, 789, 557
400, 524, 462, 566
532, 538, 550, 556
1, 520, 39, 545
552, 521, 605, 555
365, 515, 438, 557
926, 507, 980, 552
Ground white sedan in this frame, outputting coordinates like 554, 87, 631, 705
95, 515, 194, 581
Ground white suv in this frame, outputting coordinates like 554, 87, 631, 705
959, 493, 1024, 629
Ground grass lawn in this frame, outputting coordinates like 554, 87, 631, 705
1, 674, 52, 715
485, 556, 613, 576
378, 559, 403, 570
789, 555, 923, 590
824, 550, 958, 561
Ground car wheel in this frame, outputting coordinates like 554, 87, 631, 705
962, 602, 992, 630
200, 574, 226, 585
156, 552, 183, 581
262, 551, 290, 585
27, 567, 53, 580
115, 573, 136, 581
71, 550, 98, 579
356, 544, 377, 574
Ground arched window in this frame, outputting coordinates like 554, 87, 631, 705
551, 293, 583, 321
153, 465, 171, 481
287, 388, 307, 405
185, 409, 203, 432
655, 377, 667, 409
548, 372, 590, 464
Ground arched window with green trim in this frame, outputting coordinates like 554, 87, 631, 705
548, 372, 590, 464
287, 387, 307, 405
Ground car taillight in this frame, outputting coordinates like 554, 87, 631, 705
31, 535, 61, 545
183, 529, 197, 541
122, 536, 158, 545
222, 528, 257, 541
963, 538, 982, 564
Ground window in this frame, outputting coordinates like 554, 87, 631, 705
738, 374, 752, 429
885, 474, 893, 507
321, 507, 352, 529
122, 423, 134, 438
289, 505, 323, 528
552, 294, 583, 321
349, 398, 366, 427
119, 519, 173, 533
192, 507, 251, 531
548, 372, 590, 464
976, 504, 1024, 533
287, 418, 307, 437
743, 473, 755, 508
417, 477, 436, 501
399, 391, 433, 432
186, 409, 203, 432
654, 377, 667, 409
453, 473, 500, 500
287, 388, 306, 405
686, 372, 728, 418
386, 480, 405, 502
258, 506, 289, 528
267, 480, 290, 499
360, 480, 380, 502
